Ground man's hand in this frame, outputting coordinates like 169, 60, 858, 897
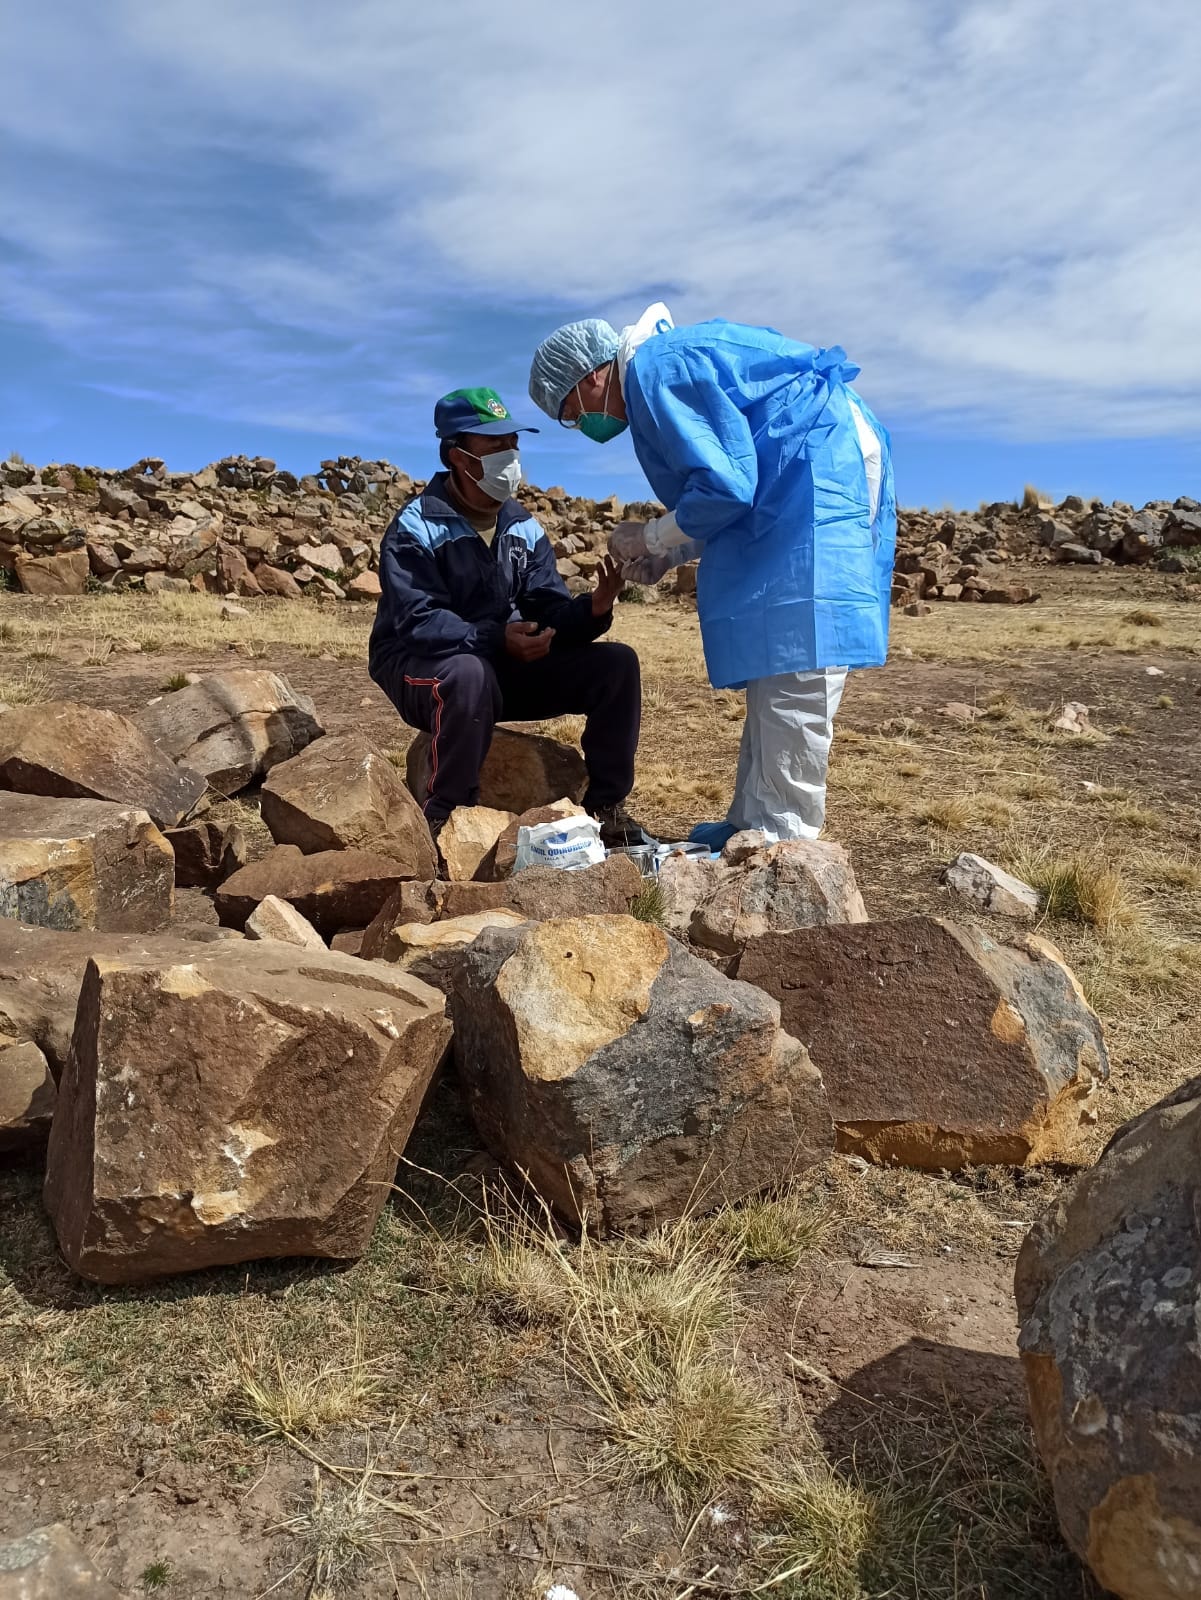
591, 554, 625, 616
609, 521, 649, 563
504, 620, 555, 662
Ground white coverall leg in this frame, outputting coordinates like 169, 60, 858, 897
726, 667, 849, 840
722, 396, 879, 843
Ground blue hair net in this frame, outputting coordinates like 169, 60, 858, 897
528, 318, 620, 419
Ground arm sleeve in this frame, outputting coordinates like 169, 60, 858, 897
631, 350, 758, 542
517, 530, 612, 644
378, 531, 504, 660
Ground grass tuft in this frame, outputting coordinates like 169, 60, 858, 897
1011, 847, 1137, 933
1123, 608, 1163, 627
630, 879, 667, 925
706, 1189, 831, 1268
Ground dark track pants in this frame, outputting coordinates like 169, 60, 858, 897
375, 642, 641, 823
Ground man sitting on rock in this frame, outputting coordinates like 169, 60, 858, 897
369, 387, 649, 850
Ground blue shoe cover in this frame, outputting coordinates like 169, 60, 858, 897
688, 821, 737, 850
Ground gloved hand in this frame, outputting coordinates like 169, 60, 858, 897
622, 551, 674, 586
609, 521, 649, 563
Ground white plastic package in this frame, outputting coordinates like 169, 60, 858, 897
512, 813, 605, 874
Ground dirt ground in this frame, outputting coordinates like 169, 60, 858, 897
1, 563, 1199, 1598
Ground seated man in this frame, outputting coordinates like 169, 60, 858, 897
368, 386, 648, 849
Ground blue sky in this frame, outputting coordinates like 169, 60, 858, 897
2, 1, 1199, 507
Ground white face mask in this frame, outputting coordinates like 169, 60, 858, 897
462, 446, 522, 502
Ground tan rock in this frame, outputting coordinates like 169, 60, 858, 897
44, 935, 450, 1283
0, 1523, 119, 1597
1050, 701, 1092, 735
293, 541, 342, 573
260, 734, 435, 875
134, 669, 323, 794
380, 908, 526, 987
438, 805, 516, 881
13, 548, 90, 596
0, 794, 173, 932
0, 1036, 56, 1150
0, 702, 206, 829
1016, 1075, 1201, 1598
164, 818, 247, 889
736, 917, 1108, 1170
245, 894, 326, 949
345, 571, 381, 601
215, 844, 407, 936
451, 915, 833, 1230
406, 726, 586, 815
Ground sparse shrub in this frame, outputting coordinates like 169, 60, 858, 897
1020, 483, 1051, 509
619, 584, 648, 604
0, 568, 14, 592
1154, 694, 1175, 709
1013, 849, 1137, 934
160, 672, 190, 692
1123, 608, 1162, 627
140, 1561, 171, 1592
630, 880, 667, 925
74, 470, 98, 495
40, 466, 60, 487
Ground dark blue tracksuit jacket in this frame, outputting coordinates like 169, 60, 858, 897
367, 474, 609, 677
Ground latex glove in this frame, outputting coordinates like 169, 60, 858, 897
622, 551, 674, 586
643, 509, 688, 554
609, 520, 649, 562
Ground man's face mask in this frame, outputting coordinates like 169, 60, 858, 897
460, 445, 522, 501
566, 368, 628, 444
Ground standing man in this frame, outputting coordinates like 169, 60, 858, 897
368, 387, 649, 848
528, 305, 895, 849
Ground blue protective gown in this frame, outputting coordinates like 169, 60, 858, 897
623, 320, 896, 690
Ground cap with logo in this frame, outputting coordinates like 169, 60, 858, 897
433, 387, 541, 440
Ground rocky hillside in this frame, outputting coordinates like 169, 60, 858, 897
1, 452, 1198, 604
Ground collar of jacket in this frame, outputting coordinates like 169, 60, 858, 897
419, 472, 531, 537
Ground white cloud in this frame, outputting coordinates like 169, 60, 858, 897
1, 0, 1198, 441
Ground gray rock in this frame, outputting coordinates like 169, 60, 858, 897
134, 670, 323, 794
0, 1523, 118, 1596
943, 853, 1041, 920
1016, 1075, 1201, 1597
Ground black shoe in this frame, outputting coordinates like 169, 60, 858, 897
589, 803, 658, 851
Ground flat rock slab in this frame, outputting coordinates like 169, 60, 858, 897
0, 701, 206, 828
133, 669, 323, 794
244, 893, 326, 949
451, 914, 833, 1231
1016, 1075, 1201, 1598
406, 726, 586, 815
215, 844, 407, 936
360, 856, 644, 958
382, 908, 527, 988
0, 1523, 119, 1597
0, 1035, 55, 1150
736, 916, 1108, 1170
44, 934, 450, 1283
260, 732, 436, 875
0, 794, 173, 932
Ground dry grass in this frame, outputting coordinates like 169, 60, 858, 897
0, 663, 52, 703
276, 1462, 389, 1597
232, 1322, 381, 1439
705, 1188, 832, 1268
1009, 846, 1138, 933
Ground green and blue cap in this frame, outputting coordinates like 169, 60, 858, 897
434, 387, 540, 439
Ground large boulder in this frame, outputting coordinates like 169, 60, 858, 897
44, 936, 451, 1283
214, 844, 407, 935
0, 702, 206, 828
133, 670, 323, 794
260, 733, 436, 875
0, 1523, 119, 1598
736, 918, 1108, 1170
1016, 1077, 1201, 1598
0, 794, 173, 932
13, 548, 90, 596
360, 855, 645, 958
0, 1035, 55, 1150
406, 726, 586, 815
450, 915, 833, 1230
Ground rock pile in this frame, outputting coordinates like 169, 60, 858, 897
2, 451, 1196, 602
0, 672, 1111, 1280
